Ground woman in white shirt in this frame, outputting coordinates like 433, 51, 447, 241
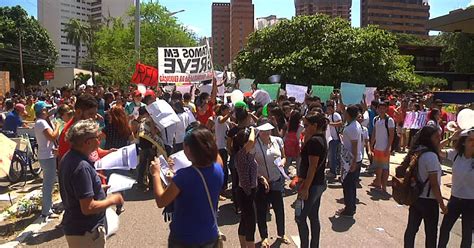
214, 104, 231, 196
33, 103, 60, 219
403, 125, 447, 248
171, 100, 196, 153
253, 119, 290, 247
438, 128, 474, 248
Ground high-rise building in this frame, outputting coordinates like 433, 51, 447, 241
361, 0, 430, 37
295, 0, 352, 21
212, 0, 254, 68
255, 15, 286, 30
38, 0, 134, 68
212, 3, 231, 68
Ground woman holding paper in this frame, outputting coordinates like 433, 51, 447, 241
149, 127, 224, 247
253, 119, 290, 247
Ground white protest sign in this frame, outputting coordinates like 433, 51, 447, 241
158, 44, 213, 83
365, 87, 377, 105
146, 99, 181, 129
94, 144, 138, 171
286, 84, 307, 103
169, 151, 192, 172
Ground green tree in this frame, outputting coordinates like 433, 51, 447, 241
65, 18, 90, 68
437, 32, 474, 73
93, 2, 197, 86
0, 6, 57, 88
233, 15, 417, 88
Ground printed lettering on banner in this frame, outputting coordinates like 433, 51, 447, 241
158, 43, 214, 83
131, 63, 159, 87
286, 84, 307, 103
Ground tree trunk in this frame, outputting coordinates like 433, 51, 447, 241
75, 42, 80, 68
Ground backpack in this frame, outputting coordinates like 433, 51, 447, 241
284, 131, 300, 157
392, 148, 430, 206
374, 115, 399, 151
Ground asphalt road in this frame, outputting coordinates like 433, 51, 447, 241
18, 168, 466, 248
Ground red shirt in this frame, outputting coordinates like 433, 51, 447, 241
58, 118, 108, 161
196, 102, 214, 126
387, 105, 396, 119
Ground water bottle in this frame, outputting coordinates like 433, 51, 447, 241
294, 199, 304, 222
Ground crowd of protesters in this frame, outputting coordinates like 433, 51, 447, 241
0, 80, 472, 248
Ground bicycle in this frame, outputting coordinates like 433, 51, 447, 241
7, 135, 42, 184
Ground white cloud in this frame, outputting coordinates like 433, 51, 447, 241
469, 0, 474, 6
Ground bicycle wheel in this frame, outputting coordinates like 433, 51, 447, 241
8, 157, 25, 184
29, 159, 42, 176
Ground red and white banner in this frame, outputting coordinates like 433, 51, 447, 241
131, 63, 158, 87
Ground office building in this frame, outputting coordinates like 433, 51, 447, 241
255, 15, 286, 30
212, 0, 254, 68
38, 0, 134, 68
361, 0, 430, 37
295, 0, 352, 21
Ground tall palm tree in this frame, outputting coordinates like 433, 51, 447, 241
64, 18, 89, 68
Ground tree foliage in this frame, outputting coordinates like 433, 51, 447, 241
0, 6, 57, 87
93, 2, 197, 86
64, 18, 90, 68
437, 32, 474, 73
233, 15, 418, 88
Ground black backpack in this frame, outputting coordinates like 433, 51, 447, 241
374, 115, 399, 151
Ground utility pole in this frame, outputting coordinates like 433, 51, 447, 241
18, 31, 25, 96
135, 0, 140, 61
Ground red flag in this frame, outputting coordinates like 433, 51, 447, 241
131, 63, 158, 87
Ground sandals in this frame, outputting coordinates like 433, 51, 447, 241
261, 238, 270, 248
279, 235, 292, 244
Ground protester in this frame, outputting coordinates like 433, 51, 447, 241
284, 110, 303, 175
171, 99, 196, 153
125, 90, 145, 120
233, 127, 257, 248
149, 126, 224, 247
33, 101, 60, 219
214, 104, 231, 198
102, 106, 133, 150
196, 78, 217, 126
296, 112, 328, 248
337, 105, 363, 217
438, 128, 474, 248
370, 101, 395, 192
403, 125, 447, 248
426, 108, 442, 135
326, 102, 342, 177
3, 103, 28, 135
54, 104, 74, 134
253, 118, 290, 247
59, 119, 124, 248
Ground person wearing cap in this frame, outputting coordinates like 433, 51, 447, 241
253, 119, 290, 246
34, 100, 61, 219
3, 103, 28, 135
438, 127, 474, 248
125, 90, 146, 120
196, 77, 217, 126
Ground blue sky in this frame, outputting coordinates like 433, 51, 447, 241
2, 0, 473, 37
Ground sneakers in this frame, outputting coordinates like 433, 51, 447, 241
326, 171, 337, 178
336, 208, 355, 218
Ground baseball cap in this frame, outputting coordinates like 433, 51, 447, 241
460, 128, 474, 137
133, 90, 142, 97
234, 101, 248, 110
15, 103, 28, 115
34, 101, 52, 113
144, 89, 156, 98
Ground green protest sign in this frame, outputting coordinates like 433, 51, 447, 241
258, 84, 281, 100
312, 85, 334, 102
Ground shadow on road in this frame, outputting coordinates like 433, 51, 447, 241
23, 226, 64, 246
217, 203, 239, 226
366, 189, 391, 201
328, 215, 355, 232
124, 187, 154, 201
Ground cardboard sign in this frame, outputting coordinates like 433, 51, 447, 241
131, 63, 158, 87
286, 84, 307, 103
0, 134, 17, 175
365, 87, 377, 105
312, 85, 334, 102
158, 44, 213, 83
0, 71, 10, 97
341, 82, 366, 105
238, 79, 254, 92
44, 71, 54, 80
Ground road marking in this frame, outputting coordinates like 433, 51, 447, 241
290, 235, 300, 248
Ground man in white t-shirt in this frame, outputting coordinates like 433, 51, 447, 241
370, 101, 395, 192
326, 103, 343, 177
338, 105, 363, 217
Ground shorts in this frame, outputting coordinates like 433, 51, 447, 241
373, 150, 390, 170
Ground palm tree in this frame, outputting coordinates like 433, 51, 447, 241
64, 19, 89, 68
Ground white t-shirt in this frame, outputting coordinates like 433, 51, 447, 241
342, 121, 363, 162
253, 136, 283, 182
360, 126, 369, 158
417, 151, 442, 199
214, 116, 229, 150
252, 90, 271, 106
34, 119, 56, 160
328, 112, 342, 140
361, 111, 370, 128
447, 149, 474, 199
374, 116, 395, 151
174, 108, 196, 144
161, 123, 177, 147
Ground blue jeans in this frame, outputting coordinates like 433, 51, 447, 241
296, 183, 327, 248
342, 162, 362, 213
328, 140, 340, 175
39, 158, 57, 216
